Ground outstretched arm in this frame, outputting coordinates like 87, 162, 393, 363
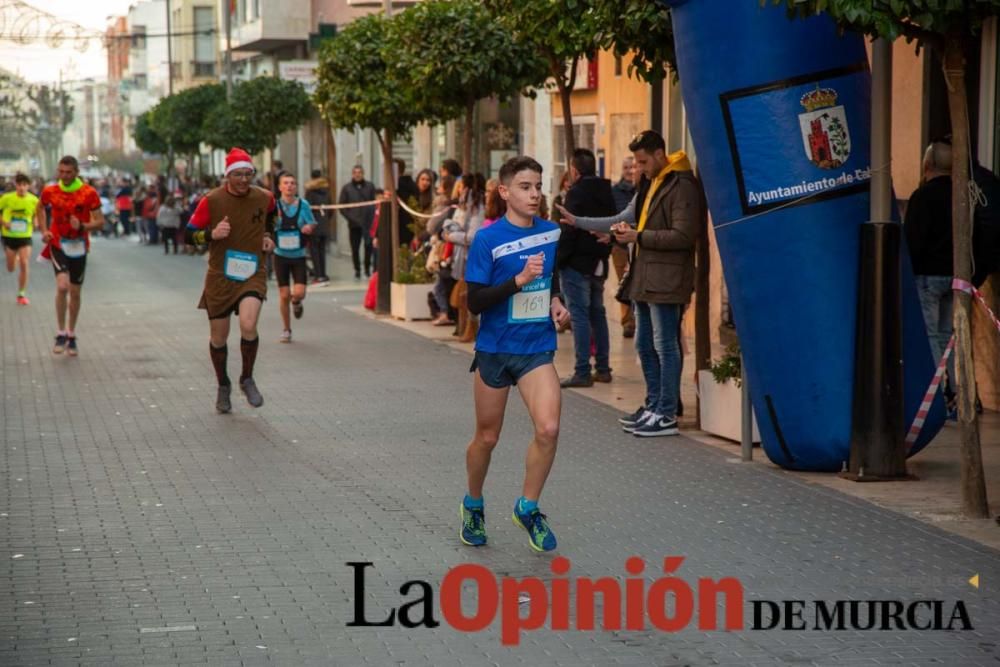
556, 193, 637, 232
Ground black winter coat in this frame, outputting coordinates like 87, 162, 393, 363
557, 176, 617, 277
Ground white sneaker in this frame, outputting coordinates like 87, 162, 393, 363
279, 330, 292, 343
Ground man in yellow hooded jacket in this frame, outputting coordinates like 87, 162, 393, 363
555, 129, 704, 438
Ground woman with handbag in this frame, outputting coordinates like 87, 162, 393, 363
443, 173, 486, 340
427, 175, 457, 325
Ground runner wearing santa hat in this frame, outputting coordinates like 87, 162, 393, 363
185, 148, 276, 413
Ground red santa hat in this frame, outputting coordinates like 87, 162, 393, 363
224, 147, 255, 176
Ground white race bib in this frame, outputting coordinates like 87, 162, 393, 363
224, 249, 258, 282
277, 230, 301, 251
61, 238, 86, 258
8, 218, 28, 234
508, 277, 551, 323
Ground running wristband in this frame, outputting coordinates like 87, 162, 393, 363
185, 227, 207, 246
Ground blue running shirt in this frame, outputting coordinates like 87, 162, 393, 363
464, 216, 561, 354
274, 197, 316, 259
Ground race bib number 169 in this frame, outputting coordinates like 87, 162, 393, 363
508, 277, 551, 324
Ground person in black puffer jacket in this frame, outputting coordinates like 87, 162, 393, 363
557, 148, 617, 387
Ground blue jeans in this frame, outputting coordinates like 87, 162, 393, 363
916, 274, 954, 382
560, 267, 611, 377
634, 301, 682, 418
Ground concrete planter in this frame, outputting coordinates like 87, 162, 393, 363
390, 282, 432, 321
698, 369, 761, 443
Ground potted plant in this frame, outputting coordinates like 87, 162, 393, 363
391, 245, 435, 321
698, 343, 761, 443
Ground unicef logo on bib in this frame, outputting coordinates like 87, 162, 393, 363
224, 249, 259, 282
508, 277, 551, 324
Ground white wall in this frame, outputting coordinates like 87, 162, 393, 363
127, 0, 169, 98
520, 89, 553, 195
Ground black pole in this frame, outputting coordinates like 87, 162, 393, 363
847, 222, 907, 480
375, 199, 392, 314
843, 38, 909, 482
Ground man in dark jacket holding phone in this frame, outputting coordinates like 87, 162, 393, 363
557, 148, 617, 388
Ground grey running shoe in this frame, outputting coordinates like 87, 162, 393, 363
293, 301, 304, 319
66, 337, 78, 357
240, 377, 264, 408
216, 384, 232, 414
52, 334, 67, 354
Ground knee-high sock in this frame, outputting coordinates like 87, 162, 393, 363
239, 337, 259, 382
210, 343, 229, 387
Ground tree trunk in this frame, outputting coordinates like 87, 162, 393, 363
462, 99, 475, 175
324, 122, 337, 243
943, 38, 990, 518
552, 56, 576, 165
380, 129, 400, 279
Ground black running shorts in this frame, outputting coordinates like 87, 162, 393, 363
274, 255, 307, 288
50, 246, 87, 285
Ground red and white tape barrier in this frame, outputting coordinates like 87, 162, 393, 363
905, 336, 954, 448
904, 278, 1000, 447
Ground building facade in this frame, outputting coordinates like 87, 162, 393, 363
170, 0, 220, 92
122, 0, 169, 153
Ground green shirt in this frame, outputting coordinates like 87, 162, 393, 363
0, 191, 39, 239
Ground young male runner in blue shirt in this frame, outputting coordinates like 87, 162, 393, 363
273, 172, 316, 343
459, 156, 570, 552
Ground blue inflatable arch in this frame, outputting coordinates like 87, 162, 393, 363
665, 0, 945, 471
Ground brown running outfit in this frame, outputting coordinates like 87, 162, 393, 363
196, 185, 275, 319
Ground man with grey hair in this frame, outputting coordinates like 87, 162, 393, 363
904, 139, 954, 396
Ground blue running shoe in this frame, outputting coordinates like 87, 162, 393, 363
632, 414, 679, 438
460, 502, 487, 546
512, 503, 557, 552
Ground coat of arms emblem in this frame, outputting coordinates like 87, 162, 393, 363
798, 86, 850, 169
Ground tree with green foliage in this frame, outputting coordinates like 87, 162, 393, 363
595, 0, 677, 83
314, 13, 453, 277
135, 110, 168, 156
484, 0, 604, 161
150, 83, 225, 157
775, 0, 999, 518
204, 77, 312, 155
388, 0, 548, 171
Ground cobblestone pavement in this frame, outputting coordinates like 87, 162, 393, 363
1, 239, 999, 666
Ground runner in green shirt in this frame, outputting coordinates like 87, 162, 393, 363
0, 173, 42, 305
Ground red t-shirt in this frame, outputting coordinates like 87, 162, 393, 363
40, 182, 101, 252
141, 197, 160, 219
